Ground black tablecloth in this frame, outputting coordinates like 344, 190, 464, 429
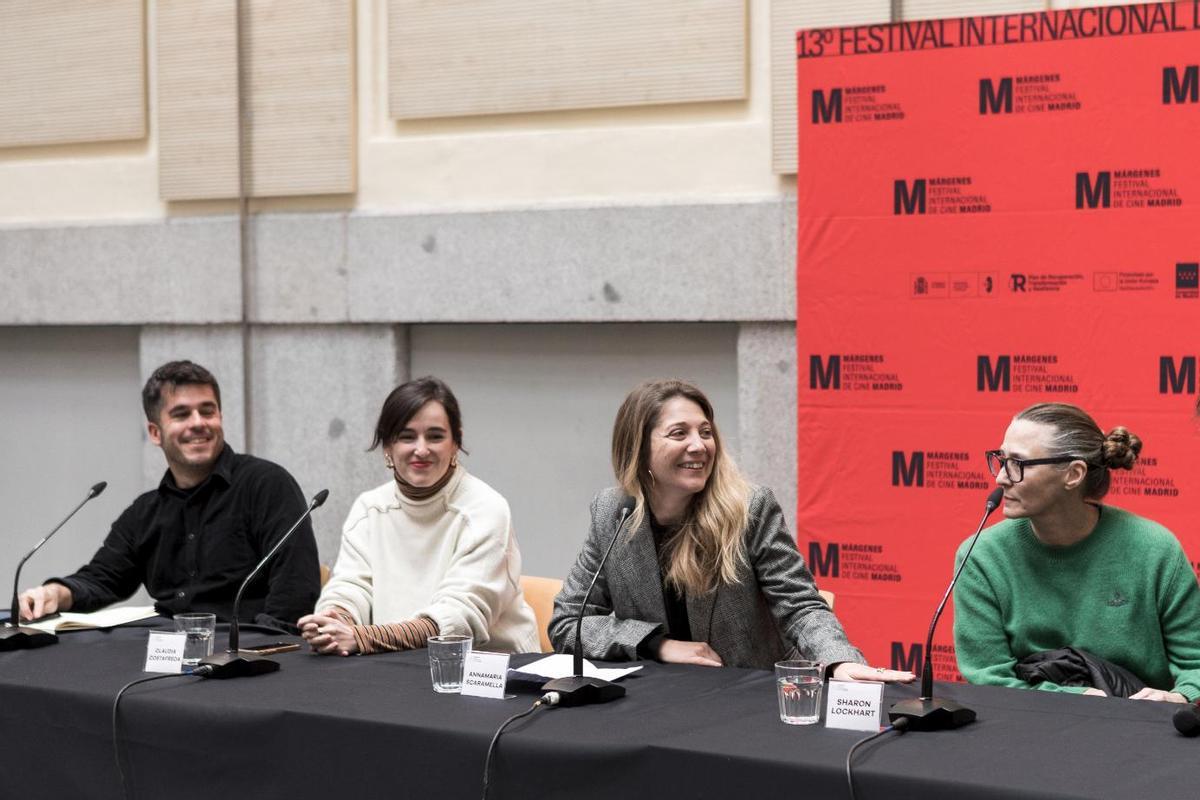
0, 621, 1193, 800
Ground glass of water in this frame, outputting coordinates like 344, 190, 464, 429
775, 660, 824, 725
427, 634, 472, 693
174, 612, 216, 670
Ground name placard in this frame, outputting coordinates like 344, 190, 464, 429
824, 679, 884, 731
144, 630, 187, 674
461, 650, 510, 699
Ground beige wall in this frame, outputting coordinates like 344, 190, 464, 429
2, 0, 785, 222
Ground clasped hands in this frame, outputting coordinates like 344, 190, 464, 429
298, 609, 359, 657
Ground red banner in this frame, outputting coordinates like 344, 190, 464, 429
795, 1, 1200, 678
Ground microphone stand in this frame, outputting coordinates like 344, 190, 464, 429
1, 481, 107, 652
888, 487, 1002, 731
197, 489, 328, 679
542, 503, 634, 707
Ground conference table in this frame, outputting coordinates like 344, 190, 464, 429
0, 619, 1193, 800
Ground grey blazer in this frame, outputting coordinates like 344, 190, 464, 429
549, 486, 864, 670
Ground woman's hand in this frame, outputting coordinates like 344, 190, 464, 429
831, 662, 916, 683
1129, 687, 1187, 703
298, 610, 359, 657
1082, 688, 1107, 697
658, 640, 724, 667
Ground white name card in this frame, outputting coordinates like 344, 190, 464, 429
144, 630, 187, 673
461, 650, 511, 699
824, 679, 884, 731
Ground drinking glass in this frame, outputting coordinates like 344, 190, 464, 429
174, 612, 216, 669
428, 634, 472, 693
775, 660, 824, 725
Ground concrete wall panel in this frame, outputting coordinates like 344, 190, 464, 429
343, 201, 794, 323
0, 218, 241, 325
249, 324, 407, 560
737, 322, 797, 531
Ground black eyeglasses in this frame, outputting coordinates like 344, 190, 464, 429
984, 450, 1087, 484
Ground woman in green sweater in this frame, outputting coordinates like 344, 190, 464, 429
953, 402, 1200, 703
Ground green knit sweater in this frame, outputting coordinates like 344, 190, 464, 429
953, 505, 1200, 700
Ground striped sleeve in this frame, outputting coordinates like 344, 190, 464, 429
351, 616, 440, 655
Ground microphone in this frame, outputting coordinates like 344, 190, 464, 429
1, 481, 107, 652
1173, 701, 1200, 736
888, 486, 1003, 731
196, 489, 328, 679
541, 495, 636, 707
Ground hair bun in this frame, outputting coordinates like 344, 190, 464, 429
1102, 426, 1142, 470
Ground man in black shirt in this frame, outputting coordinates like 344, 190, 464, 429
18, 361, 320, 631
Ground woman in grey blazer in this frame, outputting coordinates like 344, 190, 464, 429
550, 379, 913, 680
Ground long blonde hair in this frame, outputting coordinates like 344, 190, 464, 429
611, 379, 751, 595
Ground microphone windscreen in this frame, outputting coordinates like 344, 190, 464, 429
312, 489, 330, 508
90, 481, 108, 498
1174, 705, 1200, 736
619, 495, 637, 516
985, 486, 1004, 511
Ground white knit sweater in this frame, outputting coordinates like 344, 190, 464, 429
316, 467, 539, 654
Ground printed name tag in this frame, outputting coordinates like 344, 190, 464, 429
461, 650, 511, 699
144, 630, 187, 673
824, 679, 884, 731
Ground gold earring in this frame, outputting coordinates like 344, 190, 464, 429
385, 459, 394, 469
646, 468, 656, 487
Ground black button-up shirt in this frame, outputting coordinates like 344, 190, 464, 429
51, 445, 320, 630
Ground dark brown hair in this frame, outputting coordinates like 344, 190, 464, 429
370, 376, 465, 452
141, 360, 221, 422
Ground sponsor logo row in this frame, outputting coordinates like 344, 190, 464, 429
909, 264, 1197, 298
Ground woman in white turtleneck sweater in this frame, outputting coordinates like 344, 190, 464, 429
298, 377, 539, 656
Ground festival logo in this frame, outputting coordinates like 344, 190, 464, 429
894, 177, 991, 215
807, 354, 903, 391
977, 355, 1079, 394
1076, 169, 1181, 210
980, 73, 1080, 115
891, 451, 988, 490
812, 85, 905, 125
807, 541, 902, 583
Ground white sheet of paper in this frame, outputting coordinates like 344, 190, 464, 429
461, 650, 510, 699
517, 653, 642, 682
144, 630, 187, 674
824, 679, 884, 731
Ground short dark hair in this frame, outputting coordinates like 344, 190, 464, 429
370, 376, 466, 452
142, 360, 222, 422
